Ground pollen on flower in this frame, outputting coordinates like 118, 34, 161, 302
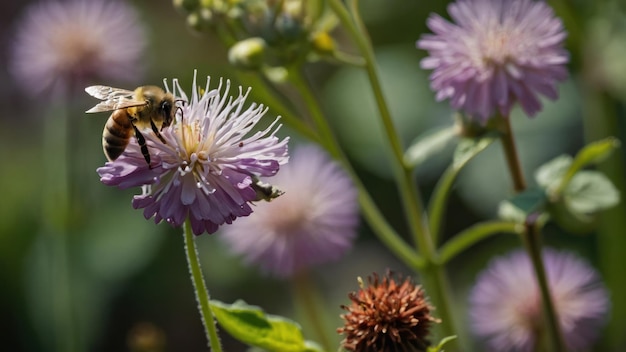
97, 71, 289, 236
338, 273, 439, 352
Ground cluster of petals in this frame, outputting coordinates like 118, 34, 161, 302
417, 0, 569, 122
10, 0, 145, 95
220, 145, 359, 277
98, 73, 289, 235
469, 249, 609, 351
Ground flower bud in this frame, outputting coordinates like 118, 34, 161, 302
228, 37, 267, 70
311, 31, 335, 55
173, 0, 200, 12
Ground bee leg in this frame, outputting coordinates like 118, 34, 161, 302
150, 120, 167, 144
175, 105, 184, 124
132, 125, 152, 167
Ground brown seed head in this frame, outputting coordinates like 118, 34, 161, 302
337, 273, 440, 352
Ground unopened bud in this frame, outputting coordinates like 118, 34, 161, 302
228, 38, 267, 70
173, 0, 200, 12
311, 31, 335, 55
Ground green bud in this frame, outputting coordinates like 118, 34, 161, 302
173, 0, 200, 13
228, 38, 267, 70
186, 11, 213, 32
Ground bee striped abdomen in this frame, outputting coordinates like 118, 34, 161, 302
102, 110, 134, 161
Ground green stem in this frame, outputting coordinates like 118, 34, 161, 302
438, 221, 524, 265
428, 166, 458, 245
498, 117, 527, 192
287, 68, 425, 270
42, 90, 77, 352
522, 215, 566, 352
498, 117, 566, 352
292, 272, 334, 351
331, 50, 366, 67
183, 219, 222, 352
327, 0, 458, 344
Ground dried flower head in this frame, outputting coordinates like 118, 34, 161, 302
417, 0, 569, 122
97, 72, 289, 235
10, 0, 146, 95
469, 249, 610, 351
220, 145, 359, 277
338, 273, 439, 352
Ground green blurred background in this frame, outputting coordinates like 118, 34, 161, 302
1, 0, 625, 351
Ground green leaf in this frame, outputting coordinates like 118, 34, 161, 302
427, 335, 458, 352
563, 171, 621, 215
404, 125, 457, 168
498, 188, 547, 223
534, 155, 573, 192
571, 137, 621, 171
557, 137, 621, 194
452, 133, 498, 169
210, 300, 312, 352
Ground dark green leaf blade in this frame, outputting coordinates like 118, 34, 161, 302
210, 300, 315, 352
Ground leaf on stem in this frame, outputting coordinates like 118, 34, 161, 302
403, 125, 457, 168
210, 300, 323, 352
498, 188, 548, 224
555, 137, 621, 195
452, 132, 499, 169
427, 335, 457, 352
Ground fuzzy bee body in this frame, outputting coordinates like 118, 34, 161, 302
85, 85, 176, 166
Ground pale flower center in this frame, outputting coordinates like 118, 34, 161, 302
481, 29, 512, 66
52, 26, 101, 72
261, 196, 309, 235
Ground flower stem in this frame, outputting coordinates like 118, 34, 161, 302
522, 215, 566, 352
438, 221, 524, 265
287, 68, 425, 270
292, 272, 334, 351
498, 117, 526, 192
183, 219, 222, 352
42, 89, 77, 352
327, 0, 459, 345
498, 117, 566, 352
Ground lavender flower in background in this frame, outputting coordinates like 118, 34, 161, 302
469, 249, 609, 352
338, 273, 439, 351
98, 72, 289, 235
10, 0, 145, 95
220, 145, 359, 278
417, 0, 569, 122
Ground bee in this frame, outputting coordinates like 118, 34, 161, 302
251, 175, 284, 202
85, 85, 176, 166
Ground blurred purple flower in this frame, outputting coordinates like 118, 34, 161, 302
97, 73, 289, 235
417, 0, 569, 122
10, 0, 145, 95
220, 145, 359, 278
469, 249, 609, 352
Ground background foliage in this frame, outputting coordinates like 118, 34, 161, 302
1, 0, 625, 351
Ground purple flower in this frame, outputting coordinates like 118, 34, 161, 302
220, 145, 359, 278
417, 0, 569, 122
97, 72, 289, 235
469, 249, 609, 352
10, 0, 145, 95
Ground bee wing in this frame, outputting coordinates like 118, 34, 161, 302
85, 85, 147, 113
